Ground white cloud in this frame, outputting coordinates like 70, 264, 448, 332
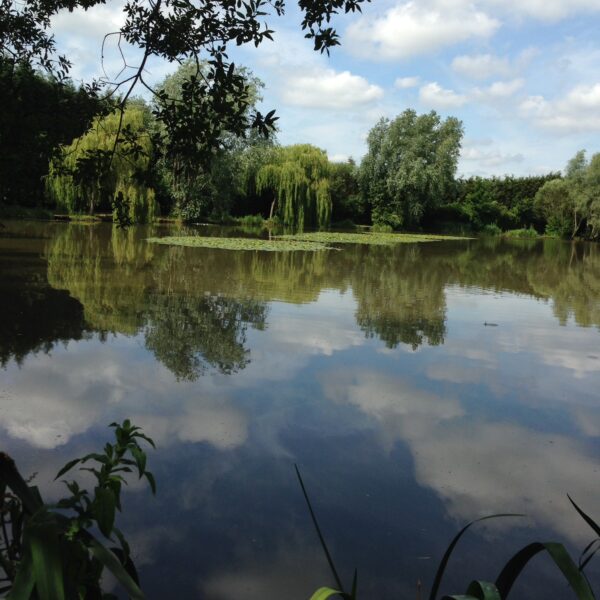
419, 82, 468, 108
451, 53, 511, 80
519, 83, 600, 132
479, 78, 525, 98
395, 76, 420, 89
461, 147, 525, 167
281, 68, 383, 110
487, 0, 600, 21
346, 2, 500, 60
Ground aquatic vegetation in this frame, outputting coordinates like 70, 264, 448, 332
234, 214, 266, 227
278, 231, 469, 245
146, 235, 332, 251
503, 227, 539, 239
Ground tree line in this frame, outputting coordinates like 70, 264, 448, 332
1, 57, 599, 238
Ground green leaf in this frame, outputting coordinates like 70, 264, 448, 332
130, 446, 146, 478
429, 514, 523, 600
54, 458, 81, 480
442, 580, 501, 599
569, 496, 600, 538
309, 587, 343, 600
27, 514, 66, 600
496, 542, 594, 600
295, 465, 344, 593
145, 471, 156, 495
88, 536, 145, 599
93, 487, 116, 538
7, 551, 34, 599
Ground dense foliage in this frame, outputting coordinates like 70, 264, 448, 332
0, 58, 106, 207
0, 0, 366, 179
432, 173, 561, 233
359, 110, 463, 229
535, 150, 600, 239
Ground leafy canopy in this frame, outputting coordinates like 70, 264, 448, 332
0, 0, 369, 166
360, 109, 464, 230
255, 144, 332, 229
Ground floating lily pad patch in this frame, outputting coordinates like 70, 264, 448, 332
146, 236, 331, 252
277, 231, 469, 245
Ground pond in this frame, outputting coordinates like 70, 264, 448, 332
1, 221, 599, 598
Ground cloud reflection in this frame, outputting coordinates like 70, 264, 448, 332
321, 368, 598, 543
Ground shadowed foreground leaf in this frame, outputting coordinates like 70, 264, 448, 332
88, 535, 145, 599
27, 513, 66, 600
495, 542, 594, 600
429, 514, 523, 600
309, 587, 344, 600
295, 464, 345, 593
442, 580, 501, 600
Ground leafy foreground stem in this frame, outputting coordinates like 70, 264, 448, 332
0, 420, 155, 599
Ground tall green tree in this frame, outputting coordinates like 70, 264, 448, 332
153, 60, 272, 221
255, 144, 332, 229
360, 110, 463, 229
46, 104, 159, 222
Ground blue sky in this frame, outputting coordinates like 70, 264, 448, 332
50, 0, 600, 176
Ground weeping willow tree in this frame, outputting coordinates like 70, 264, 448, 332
46, 105, 159, 223
256, 144, 332, 229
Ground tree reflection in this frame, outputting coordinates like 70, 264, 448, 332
144, 294, 266, 380
45, 225, 268, 379
4, 224, 599, 372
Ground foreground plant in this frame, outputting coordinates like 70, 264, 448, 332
0, 420, 155, 599
297, 464, 598, 600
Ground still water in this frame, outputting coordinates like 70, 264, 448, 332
1, 221, 599, 598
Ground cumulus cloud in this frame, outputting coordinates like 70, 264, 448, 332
281, 68, 383, 110
519, 83, 600, 132
346, 2, 500, 60
475, 78, 525, 98
451, 53, 512, 80
395, 76, 420, 89
419, 82, 468, 108
461, 147, 525, 167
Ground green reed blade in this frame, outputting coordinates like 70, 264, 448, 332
429, 514, 523, 600
496, 542, 594, 600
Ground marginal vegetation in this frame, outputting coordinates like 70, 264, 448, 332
0, 420, 155, 599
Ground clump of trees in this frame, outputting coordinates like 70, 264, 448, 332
535, 150, 600, 239
434, 174, 559, 233
359, 110, 463, 229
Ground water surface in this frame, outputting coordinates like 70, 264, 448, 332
1, 222, 599, 598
